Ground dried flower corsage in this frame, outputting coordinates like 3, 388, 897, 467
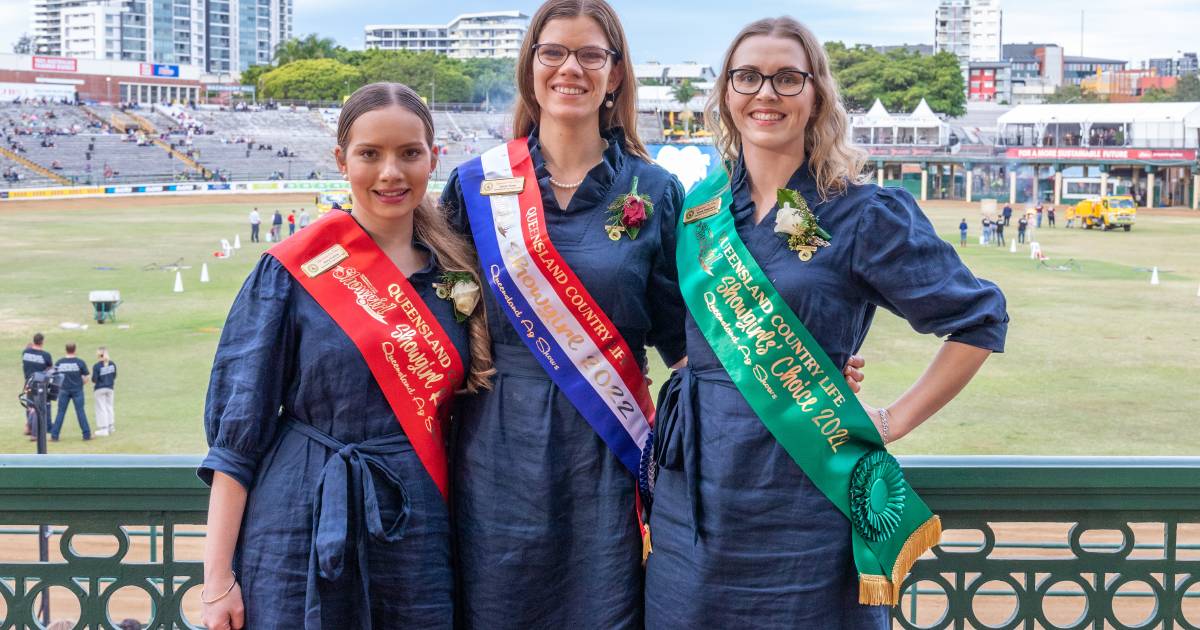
434, 271, 480, 323
773, 188, 831, 261
605, 176, 654, 241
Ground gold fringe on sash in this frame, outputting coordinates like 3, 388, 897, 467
857, 515, 943, 606
641, 524, 653, 565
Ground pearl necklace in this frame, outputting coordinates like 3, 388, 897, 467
548, 175, 585, 189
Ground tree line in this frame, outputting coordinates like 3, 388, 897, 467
245, 35, 968, 114
242, 34, 517, 104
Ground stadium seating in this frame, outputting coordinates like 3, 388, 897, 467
0, 101, 523, 188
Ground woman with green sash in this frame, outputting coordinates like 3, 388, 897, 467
644, 17, 1008, 628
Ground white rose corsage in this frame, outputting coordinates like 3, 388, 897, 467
773, 188, 831, 262
434, 271, 480, 323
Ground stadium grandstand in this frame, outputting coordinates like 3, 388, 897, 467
0, 100, 556, 189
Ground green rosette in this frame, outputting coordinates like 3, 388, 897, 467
850, 450, 907, 543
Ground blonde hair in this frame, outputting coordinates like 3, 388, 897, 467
706, 16, 867, 199
337, 83, 495, 392
511, 0, 649, 160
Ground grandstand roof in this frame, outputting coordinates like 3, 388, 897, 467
997, 102, 1200, 126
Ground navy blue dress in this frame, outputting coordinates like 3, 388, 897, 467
441, 129, 686, 629
199, 235, 470, 630
644, 158, 1008, 629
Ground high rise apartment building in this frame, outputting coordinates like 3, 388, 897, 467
31, 0, 291, 73
365, 11, 529, 59
935, 0, 1002, 64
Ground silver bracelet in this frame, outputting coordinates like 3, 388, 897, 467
878, 407, 891, 445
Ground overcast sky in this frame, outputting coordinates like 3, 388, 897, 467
1, 0, 1197, 68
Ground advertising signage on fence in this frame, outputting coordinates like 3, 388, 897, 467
32, 56, 77, 72
1005, 147, 1198, 162
139, 63, 180, 78
206, 84, 256, 94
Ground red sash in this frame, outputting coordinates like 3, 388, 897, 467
268, 211, 464, 499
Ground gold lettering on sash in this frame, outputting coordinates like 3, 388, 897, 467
481, 177, 526, 196
695, 226, 852, 454
683, 198, 722, 224
332, 266, 397, 325
303, 244, 349, 277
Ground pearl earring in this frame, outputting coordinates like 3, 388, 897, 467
604, 93, 615, 108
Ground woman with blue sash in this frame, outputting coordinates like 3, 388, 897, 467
645, 17, 1009, 629
439, 1, 687, 627
198, 84, 494, 630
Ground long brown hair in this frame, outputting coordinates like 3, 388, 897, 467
511, 0, 649, 160
706, 17, 867, 199
336, 82, 495, 392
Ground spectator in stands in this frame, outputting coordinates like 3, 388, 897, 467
287, 210, 296, 236
51, 343, 91, 442
92, 346, 117, 437
270, 209, 282, 241
248, 208, 261, 243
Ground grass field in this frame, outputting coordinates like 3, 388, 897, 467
1, 193, 1198, 457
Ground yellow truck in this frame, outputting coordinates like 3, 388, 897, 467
315, 190, 353, 214
1072, 195, 1136, 231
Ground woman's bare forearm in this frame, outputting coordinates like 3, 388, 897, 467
886, 341, 992, 441
203, 471, 248, 584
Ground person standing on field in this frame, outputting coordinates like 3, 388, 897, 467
93, 347, 117, 437
21, 332, 53, 438
248, 208, 261, 243
51, 343, 91, 442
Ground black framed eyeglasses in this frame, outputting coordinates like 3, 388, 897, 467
532, 43, 620, 70
727, 68, 813, 96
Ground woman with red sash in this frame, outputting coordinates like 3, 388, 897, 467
199, 83, 493, 630
439, 1, 687, 627
644, 17, 1009, 629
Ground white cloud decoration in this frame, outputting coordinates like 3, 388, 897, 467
652, 145, 715, 193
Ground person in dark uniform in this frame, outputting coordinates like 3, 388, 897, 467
51, 342, 91, 441
92, 347, 118, 437
21, 332, 53, 438
959, 218, 968, 247
270, 209, 283, 241
1018, 214, 1028, 243
1002, 203, 1013, 226
994, 217, 1005, 246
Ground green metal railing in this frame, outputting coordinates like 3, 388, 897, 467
1, 455, 1199, 629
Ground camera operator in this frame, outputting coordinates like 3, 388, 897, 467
20, 333, 52, 439
51, 343, 91, 442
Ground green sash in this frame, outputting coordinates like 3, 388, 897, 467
676, 167, 940, 606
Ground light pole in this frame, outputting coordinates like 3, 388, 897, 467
430, 79, 436, 111
105, 76, 112, 104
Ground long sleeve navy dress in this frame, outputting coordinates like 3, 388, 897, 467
644, 158, 1009, 629
440, 129, 686, 629
199, 237, 469, 630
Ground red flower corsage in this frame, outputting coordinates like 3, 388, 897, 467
606, 176, 654, 240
